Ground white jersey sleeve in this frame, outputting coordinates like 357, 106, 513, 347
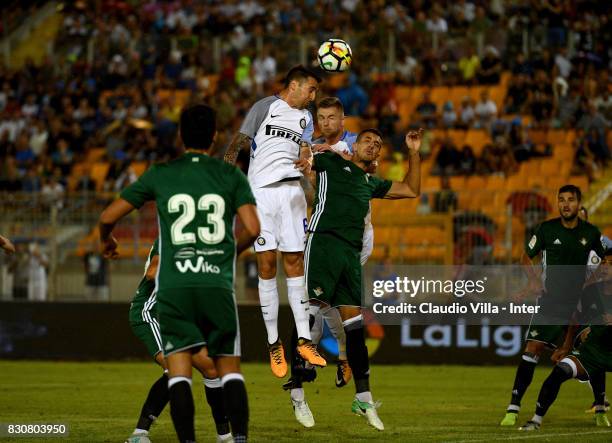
360, 204, 374, 265
240, 96, 314, 188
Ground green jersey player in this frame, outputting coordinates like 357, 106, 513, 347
519, 247, 612, 430
298, 127, 423, 431
125, 240, 231, 443
501, 185, 605, 426
99, 105, 260, 443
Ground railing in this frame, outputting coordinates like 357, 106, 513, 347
2, 187, 598, 302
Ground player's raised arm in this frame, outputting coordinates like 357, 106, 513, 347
0, 234, 15, 255
98, 198, 137, 259
385, 129, 423, 199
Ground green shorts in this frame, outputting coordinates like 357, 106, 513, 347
525, 324, 564, 349
572, 326, 612, 377
305, 232, 362, 307
129, 293, 163, 359
157, 287, 239, 357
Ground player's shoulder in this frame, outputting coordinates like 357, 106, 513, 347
578, 219, 602, 236
253, 95, 280, 108
539, 217, 561, 229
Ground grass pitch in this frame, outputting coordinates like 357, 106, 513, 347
0, 361, 610, 442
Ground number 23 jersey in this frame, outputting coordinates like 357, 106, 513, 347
120, 152, 256, 291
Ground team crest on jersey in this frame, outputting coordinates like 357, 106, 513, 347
257, 237, 266, 246
299, 117, 306, 129
313, 287, 324, 296
580, 237, 587, 246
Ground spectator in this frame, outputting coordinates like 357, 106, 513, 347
337, 72, 369, 116
433, 175, 458, 213
554, 47, 572, 79
385, 152, 406, 182
577, 101, 609, 144
414, 91, 437, 128
441, 101, 457, 128
435, 137, 461, 175
474, 90, 497, 129
459, 145, 476, 174
426, 8, 448, 35
477, 46, 502, 84
41, 176, 65, 209
458, 96, 475, 128
504, 74, 530, 114
84, 240, 109, 301
458, 47, 480, 84
26, 242, 48, 301
252, 46, 277, 95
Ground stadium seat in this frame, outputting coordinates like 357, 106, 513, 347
344, 116, 363, 134
395, 86, 412, 102
90, 162, 110, 191
130, 161, 148, 177
430, 86, 450, 108
447, 129, 466, 146
449, 86, 469, 108
464, 130, 491, 155
569, 175, 589, 192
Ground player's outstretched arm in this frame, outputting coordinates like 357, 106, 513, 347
0, 234, 15, 255
224, 133, 252, 165
236, 203, 260, 255
99, 199, 137, 259
385, 129, 423, 199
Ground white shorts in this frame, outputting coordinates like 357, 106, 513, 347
253, 180, 307, 253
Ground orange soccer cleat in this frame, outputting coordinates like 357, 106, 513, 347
296, 338, 327, 367
268, 340, 288, 378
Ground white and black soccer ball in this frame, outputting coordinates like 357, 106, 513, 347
317, 38, 353, 72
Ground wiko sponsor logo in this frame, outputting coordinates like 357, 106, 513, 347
265, 125, 302, 144
175, 256, 221, 274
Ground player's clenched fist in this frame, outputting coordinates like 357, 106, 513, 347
405, 128, 424, 153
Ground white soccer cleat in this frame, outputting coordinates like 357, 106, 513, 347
292, 398, 315, 428
216, 433, 234, 442
352, 398, 384, 431
125, 432, 151, 443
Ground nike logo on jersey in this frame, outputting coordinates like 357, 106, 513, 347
553, 239, 562, 245
270, 114, 280, 118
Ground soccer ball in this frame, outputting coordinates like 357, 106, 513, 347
317, 39, 352, 72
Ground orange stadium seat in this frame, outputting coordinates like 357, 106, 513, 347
430, 86, 450, 108
447, 129, 466, 146
344, 116, 363, 134
569, 175, 589, 192
395, 86, 412, 102
90, 162, 110, 191
130, 161, 148, 177
464, 130, 491, 155
449, 86, 469, 108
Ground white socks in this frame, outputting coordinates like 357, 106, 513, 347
287, 276, 311, 340
356, 391, 373, 403
258, 277, 279, 344
322, 307, 347, 360
290, 388, 305, 401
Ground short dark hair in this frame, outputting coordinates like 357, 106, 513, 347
180, 104, 216, 151
284, 65, 322, 88
558, 184, 582, 201
357, 128, 383, 142
317, 97, 344, 113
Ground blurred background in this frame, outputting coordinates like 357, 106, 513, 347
0, 0, 610, 305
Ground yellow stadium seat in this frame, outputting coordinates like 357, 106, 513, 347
395, 86, 412, 102
130, 161, 148, 177
464, 130, 491, 155
449, 86, 470, 108
569, 176, 589, 192
448, 129, 466, 146
546, 130, 568, 145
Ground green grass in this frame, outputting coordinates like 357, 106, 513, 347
0, 362, 610, 442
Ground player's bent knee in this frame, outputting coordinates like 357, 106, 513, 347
342, 314, 363, 331
557, 358, 577, 378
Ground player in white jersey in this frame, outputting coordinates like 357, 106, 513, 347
284, 97, 378, 427
224, 66, 327, 378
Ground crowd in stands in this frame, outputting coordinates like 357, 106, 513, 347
0, 0, 610, 198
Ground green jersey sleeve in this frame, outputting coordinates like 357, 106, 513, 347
593, 229, 606, 258
120, 166, 156, 208
151, 238, 159, 256
526, 223, 544, 258
312, 152, 332, 172
370, 175, 393, 199
233, 167, 256, 209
